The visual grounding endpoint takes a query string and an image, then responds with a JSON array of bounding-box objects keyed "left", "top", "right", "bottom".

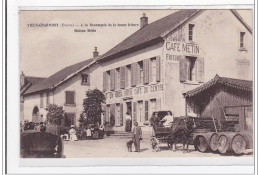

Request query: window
[
  {"left": 186, "top": 57, "right": 196, "bottom": 81},
  {"left": 115, "top": 103, "right": 121, "bottom": 126},
  {"left": 236, "top": 59, "right": 250, "bottom": 80},
  {"left": 151, "top": 58, "right": 156, "bottom": 82},
  {"left": 115, "top": 68, "right": 120, "bottom": 89},
  {"left": 40, "top": 93, "right": 43, "bottom": 108},
  {"left": 126, "top": 65, "right": 131, "bottom": 88},
  {"left": 188, "top": 24, "right": 195, "bottom": 41},
  {"left": 138, "top": 61, "right": 144, "bottom": 84},
  {"left": 107, "top": 71, "right": 111, "bottom": 91},
  {"left": 106, "top": 105, "right": 110, "bottom": 123},
  {"left": 138, "top": 101, "right": 144, "bottom": 123},
  {"left": 64, "top": 113, "right": 75, "bottom": 126},
  {"left": 65, "top": 91, "right": 75, "bottom": 105},
  {"left": 240, "top": 32, "right": 246, "bottom": 48},
  {"left": 81, "top": 74, "right": 89, "bottom": 85}
]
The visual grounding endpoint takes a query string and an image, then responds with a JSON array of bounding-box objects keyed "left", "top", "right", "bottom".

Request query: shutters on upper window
[
  {"left": 65, "top": 91, "right": 75, "bottom": 105},
  {"left": 120, "top": 66, "right": 125, "bottom": 89},
  {"left": 110, "top": 69, "right": 115, "bottom": 91},
  {"left": 156, "top": 56, "right": 161, "bottom": 82}
]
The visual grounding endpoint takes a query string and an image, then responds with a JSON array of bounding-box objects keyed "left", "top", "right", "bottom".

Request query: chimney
[
  {"left": 93, "top": 47, "right": 99, "bottom": 58},
  {"left": 20, "top": 71, "right": 25, "bottom": 88},
  {"left": 140, "top": 13, "right": 148, "bottom": 28}
]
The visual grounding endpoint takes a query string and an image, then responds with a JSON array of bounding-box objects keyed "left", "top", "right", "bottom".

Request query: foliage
[
  {"left": 81, "top": 88, "right": 106, "bottom": 126},
  {"left": 45, "top": 104, "right": 65, "bottom": 126}
]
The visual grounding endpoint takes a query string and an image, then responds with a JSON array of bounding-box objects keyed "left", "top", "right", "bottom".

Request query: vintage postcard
[{"left": 19, "top": 8, "right": 254, "bottom": 162}]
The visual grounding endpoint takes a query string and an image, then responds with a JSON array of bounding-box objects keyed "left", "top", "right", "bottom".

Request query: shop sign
[
  {"left": 106, "top": 83, "right": 164, "bottom": 99},
  {"left": 165, "top": 41, "right": 200, "bottom": 59}
]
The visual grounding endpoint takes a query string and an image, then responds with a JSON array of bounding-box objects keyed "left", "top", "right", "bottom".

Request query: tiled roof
[
  {"left": 97, "top": 9, "right": 201, "bottom": 62},
  {"left": 184, "top": 74, "right": 253, "bottom": 98},
  {"left": 97, "top": 9, "right": 252, "bottom": 62},
  {"left": 24, "top": 58, "right": 94, "bottom": 95},
  {"left": 20, "top": 76, "right": 46, "bottom": 95}
]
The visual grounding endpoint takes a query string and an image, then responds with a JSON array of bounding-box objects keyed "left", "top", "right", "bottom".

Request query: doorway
[{"left": 126, "top": 102, "right": 132, "bottom": 116}]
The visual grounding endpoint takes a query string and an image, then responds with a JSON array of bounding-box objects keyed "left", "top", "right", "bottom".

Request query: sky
[{"left": 20, "top": 9, "right": 253, "bottom": 78}]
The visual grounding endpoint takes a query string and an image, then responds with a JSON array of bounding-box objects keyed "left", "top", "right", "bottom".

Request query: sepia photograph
[{"left": 19, "top": 9, "right": 253, "bottom": 159}]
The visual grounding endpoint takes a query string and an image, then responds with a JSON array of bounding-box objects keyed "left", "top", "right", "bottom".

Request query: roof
[
  {"left": 24, "top": 58, "right": 94, "bottom": 95},
  {"left": 184, "top": 75, "right": 253, "bottom": 98},
  {"left": 97, "top": 9, "right": 252, "bottom": 62},
  {"left": 97, "top": 9, "right": 201, "bottom": 62},
  {"left": 20, "top": 76, "right": 47, "bottom": 95}
]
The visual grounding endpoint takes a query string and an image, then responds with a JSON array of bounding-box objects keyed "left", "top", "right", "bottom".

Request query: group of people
[
  {"left": 60, "top": 124, "right": 105, "bottom": 141},
  {"left": 20, "top": 120, "right": 47, "bottom": 132},
  {"left": 125, "top": 111, "right": 175, "bottom": 152}
]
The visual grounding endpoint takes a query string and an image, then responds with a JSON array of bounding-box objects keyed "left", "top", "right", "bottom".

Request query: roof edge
[{"left": 230, "top": 9, "right": 252, "bottom": 34}]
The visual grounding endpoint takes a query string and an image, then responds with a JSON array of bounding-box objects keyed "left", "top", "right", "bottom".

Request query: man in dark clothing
[
  {"left": 132, "top": 122, "right": 142, "bottom": 152},
  {"left": 40, "top": 122, "right": 46, "bottom": 132}
]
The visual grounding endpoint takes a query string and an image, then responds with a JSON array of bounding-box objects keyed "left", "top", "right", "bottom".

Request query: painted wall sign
[
  {"left": 105, "top": 83, "right": 164, "bottom": 99},
  {"left": 165, "top": 41, "right": 200, "bottom": 55}
]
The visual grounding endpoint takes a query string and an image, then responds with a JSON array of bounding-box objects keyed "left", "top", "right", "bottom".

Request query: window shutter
[
  {"left": 105, "top": 105, "right": 109, "bottom": 122},
  {"left": 133, "top": 102, "right": 137, "bottom": 123},
  {"left": 143, "top": 59, "right": 149, "bottom": 84},
  {"left": 120, "top": 66, "right": 125, "bottom": 89},
  {"left": 102, "top": 104, "right": 106, "bottom": 124},
  {"left": 66, "top": 91, "right": 75, "bottom": 104},
  {"left": 86, "top": 74, "right": 90, "bottom": 86},
  {"left": 103, "top": 72, "right": 107, "bottom": 92},
  {"left": 156, "top": 56, "right": 161, "bottom": 82},
  {"left": 145, "top": 101, "right": 149, "bottom": 121},
  {"left": 120, "top": 103, "right": 123, "bottom": 126},
  {"left": 149, "top": 59, "right": 152, "bottom": 83},
  {"left": 110, "top": 69, "right": 115, "bottom": 91},
  {"left": 196, "top": 57, "right": 204, "bottom": 82},
  {"left": 179, "top": 57, "right": 188, "bottom": 82},
  {"left": 124, "top": 66, "right": 128, "bottom": 88},
  {"left": 131, "top": 63, "right": 136, "bottom": 87},
  {"left": 136, "top": 63, "right": 141, "bottom": 85}
]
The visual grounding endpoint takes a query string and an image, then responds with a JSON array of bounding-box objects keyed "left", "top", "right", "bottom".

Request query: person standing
[
  {"left": 125, "top": 112, "right": 132, "bottom": 132},
  {"left": 132, "top": 122, "right": 142, "bottom": 152},
  {"left": 39, "top": 122, "right": 46, "bottom": 132}
]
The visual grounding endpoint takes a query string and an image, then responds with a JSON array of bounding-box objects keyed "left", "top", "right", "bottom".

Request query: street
[{"left": 63, "top": 134, "right": 253, "bottom": 158}]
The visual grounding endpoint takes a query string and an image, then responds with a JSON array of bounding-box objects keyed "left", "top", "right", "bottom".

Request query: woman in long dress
[
  {"left": 125, "top": 112, "right": 132, "bottom": 132},
  {"left": 69, "top": 125, "right": 78, "bottom": 141}
]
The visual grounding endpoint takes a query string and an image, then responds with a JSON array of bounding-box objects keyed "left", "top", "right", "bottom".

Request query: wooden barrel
[
  {"left": 209, "top": 133, "right": 219, "bottom": 152},
  {"left": 231, "top": 134, "right": 246, "bottom": 155},
  {"left": 217, "top": 133, "right": 236, "bottom": 154},
  {"left": 240, "top": 131, "right": 253, "bottom": 149},
  {"left": 194, "top": 133, "right": 211, "bottom": 153}
]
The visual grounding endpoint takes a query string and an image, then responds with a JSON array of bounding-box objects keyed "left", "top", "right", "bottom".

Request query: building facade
[{"left": 21, "top": 10, "right": 253, "bottom": 130}]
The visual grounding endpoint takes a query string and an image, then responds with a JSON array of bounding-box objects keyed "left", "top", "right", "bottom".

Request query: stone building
[{"left": 21, "top": 9, "right": 252, "bottom": 130}]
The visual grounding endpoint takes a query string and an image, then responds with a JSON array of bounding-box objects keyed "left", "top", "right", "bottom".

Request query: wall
[
  {"left": 99, "top": 43, "right": 165, "bottom": 128},
  {"left": 162, "top": 10, "right": 253, "bottom": 117}
]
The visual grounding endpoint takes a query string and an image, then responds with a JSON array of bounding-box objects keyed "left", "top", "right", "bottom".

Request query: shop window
[
  {"left": 138, "top": 101, "right": 144, "bottom": 123},
  {"left": 40, "top": 93, "right": 43, "bottom": 108},
  {"left": 188, "top": 24, "right": 195, "bottom": 41},
  {"left": 240, "top": 32, "right": 246, "bottom": 49},
  {"left": 65, "top": 91, "right": 75, "bottom": 105}
]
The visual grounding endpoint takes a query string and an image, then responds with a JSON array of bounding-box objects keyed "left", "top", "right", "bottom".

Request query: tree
[
  {"left": 81, "top": 88, "right": 106, "bottom": 126},
  {"left": 45, "top": 104, "right": 65, "bottom": 126}
]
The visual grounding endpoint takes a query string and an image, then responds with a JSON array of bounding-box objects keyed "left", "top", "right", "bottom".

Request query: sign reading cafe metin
[{"left": 165, "top": 41, "right": 200, "bottom": 55}]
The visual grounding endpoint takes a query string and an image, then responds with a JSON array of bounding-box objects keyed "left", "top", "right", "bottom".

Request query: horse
[{"left": 169, "top": 117, "right": 195, "bottom": 153}]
